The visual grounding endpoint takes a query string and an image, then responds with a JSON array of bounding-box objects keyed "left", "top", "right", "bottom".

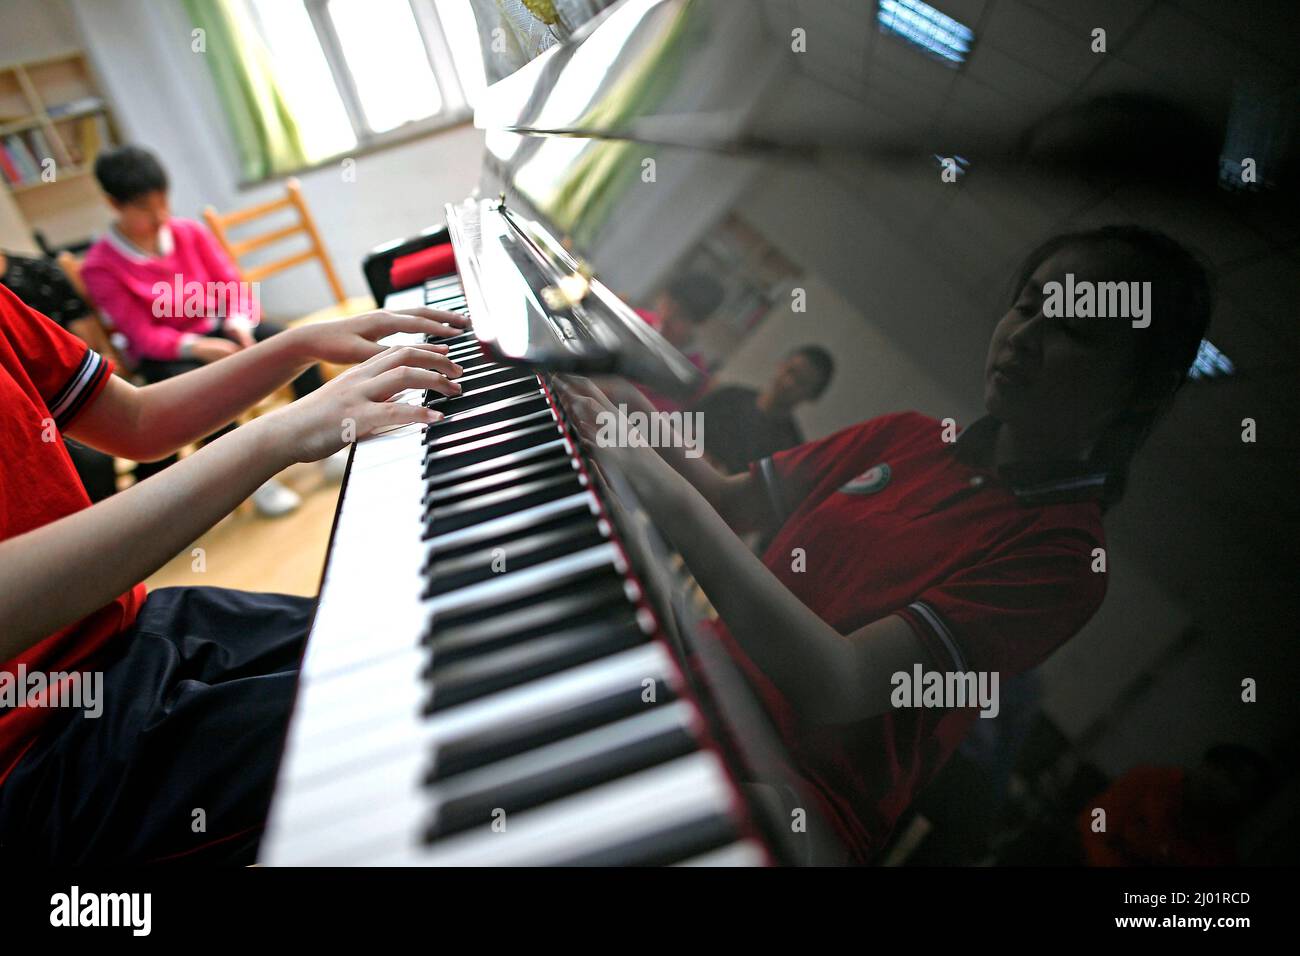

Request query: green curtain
[
  {"left": 182, "top": 0, "right": 310, "bottom": 180},
  {"left": 539, "top": 0, "right": 699, "bottom": 245}
]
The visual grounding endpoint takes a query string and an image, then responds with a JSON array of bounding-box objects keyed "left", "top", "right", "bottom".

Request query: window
[{"left": 240, "top": 0, "right": 482, "bottom": 165}]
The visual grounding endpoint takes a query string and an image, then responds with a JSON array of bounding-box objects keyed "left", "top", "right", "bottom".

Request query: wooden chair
[
  {"left": 204, "top": 179, "right": 374, "bottom": 390},
  {"left": 203, "top": 178, "right": 372, "bottom": 351},
  {"left": 56, "top": 251, "right": 133, "bottom": 377}
]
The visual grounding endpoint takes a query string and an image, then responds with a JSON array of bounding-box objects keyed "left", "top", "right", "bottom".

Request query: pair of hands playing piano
[
  {"left": 259, "top": 306, "right": 471, "bottom": 463},
  {"left": 0, "top": 307, "right": 470, "bottom": 664}
]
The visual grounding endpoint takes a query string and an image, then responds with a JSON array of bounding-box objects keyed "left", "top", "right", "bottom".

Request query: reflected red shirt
[{"left": 715, "top": 411, "right": 1109, "bottom": 862}]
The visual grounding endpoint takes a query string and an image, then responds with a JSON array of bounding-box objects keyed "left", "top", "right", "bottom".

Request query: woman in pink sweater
[{"left": 82, "top": 146, "right": 327, "bottom": 515}]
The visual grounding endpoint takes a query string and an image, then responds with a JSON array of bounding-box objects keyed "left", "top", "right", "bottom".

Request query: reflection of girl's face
[{"left": 985, "top": 245, "right": 1142, "bottom": 447}]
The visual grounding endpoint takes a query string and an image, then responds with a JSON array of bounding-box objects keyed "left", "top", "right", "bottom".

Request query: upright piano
[
  {"left": 261, "top": 0, "right": 1184, "bottom": 866},
  {"left": 258, "top": 0, "right": 867, "bottom": 867}
]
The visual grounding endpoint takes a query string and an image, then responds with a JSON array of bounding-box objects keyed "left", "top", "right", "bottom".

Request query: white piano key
[
  {"left": 279, "top": 642, "right": 672, "bottom": 789},
  {"left": 424, "top": 491, "right": 596, "bottom": 555},
  {"left": 383, "top": 287, "right": 425, "bottom": 311},
  {"left": 674, "top": 840, "right": 768, "bottom": 867},
  {"left": 292, "top": 648, "right": 424, "bottom": 739},
  {"left": 263, "top": 643, "right": 678, "bottom": 865},
  {"left": 424, "top": 543, "right": 621, "bottom": 619},
  {"left": 301, "top": 426, "right": 430, "bottom": 679},
  {"left": 366, "top": 751, "right": 734, "bottom": 866}
]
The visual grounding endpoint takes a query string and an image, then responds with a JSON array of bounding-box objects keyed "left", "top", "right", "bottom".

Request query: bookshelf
[{"left": 0, "top": 50, "right": 118, "bottom": 253}]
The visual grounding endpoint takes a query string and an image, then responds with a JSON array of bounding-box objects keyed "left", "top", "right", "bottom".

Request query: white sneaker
[
  {"left": 252, "top": 478, "right": 302, "bottom": 517},
  {"left": 320, "top": 448, "right": 349, "bottom": 482}
]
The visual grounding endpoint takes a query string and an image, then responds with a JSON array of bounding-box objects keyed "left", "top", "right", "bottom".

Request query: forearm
[
  {"left": 587, "top": 377, "right": 753, "bottom": 526},
  {"left": 642, "top": 461, "right": 871, "bottom": 722},
  {"left": 130, "top": 328, "right": 314, "bottom": 457},
  {"left": 0, "top": 417, "right": 294, "bottom": 663}
]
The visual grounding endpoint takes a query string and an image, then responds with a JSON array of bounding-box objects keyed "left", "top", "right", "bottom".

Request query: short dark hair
[
  {"left": 94, "top": 145, "right": 168, "bottom": 204},
  {"left": 666, "top": 272, "right": 724, "bottom": 323},
  {"left": 1012, "top": 225, "right": 1213, "bottom": 509},
  {"left": 789, "top": 344, "right": 835, "bottom": 398}
]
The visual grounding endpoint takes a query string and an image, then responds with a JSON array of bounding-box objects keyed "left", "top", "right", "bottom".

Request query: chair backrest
[
  {"left": 202, "top": 177, "right": 347, "bottom": 306},
  {"left": 56, "top": 250, "right": 131, "bottom": 374}
]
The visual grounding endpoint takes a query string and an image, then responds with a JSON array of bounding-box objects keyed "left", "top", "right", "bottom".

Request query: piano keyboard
[{"left": 260, "top": 274, "right": 771, "bottom": 866}]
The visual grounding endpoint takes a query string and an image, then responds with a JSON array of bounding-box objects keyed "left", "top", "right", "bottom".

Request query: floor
[{"left": 144, "top": 462, "right": 342, "bottom": 599}]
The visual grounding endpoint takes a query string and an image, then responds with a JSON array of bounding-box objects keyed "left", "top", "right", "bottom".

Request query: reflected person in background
[
  {"left": 635, "top": 271, "right": 725, "bottom": 412},
  {"left": 1077, "top": 744, "right": 1274, "bottom": 866},
  {"left": 692, "top": 344, "right": 834, "bottom": 474},
  {"left": 564, "top": 226, "right": 1213, "bottom": 863}
]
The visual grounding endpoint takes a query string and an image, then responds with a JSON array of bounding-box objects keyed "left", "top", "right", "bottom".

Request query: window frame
[{"left": 239, "top": 0, "right": 473, "bottom": 185}]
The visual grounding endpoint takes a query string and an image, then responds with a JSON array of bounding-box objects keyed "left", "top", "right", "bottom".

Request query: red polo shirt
[
  {"left": 0, "top": 283, "right": 144, "bottom": 784},
  {"left": 715, "top": 411, "right": 1108, "bottom": 862}
]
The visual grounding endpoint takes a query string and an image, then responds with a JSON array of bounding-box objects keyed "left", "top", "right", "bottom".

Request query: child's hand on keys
[
  {"left": 287, "top": 307, "right": 471, "bottom": 366},
  {"left": 260, "top": 343, "right": 464, "bottom": 464}
]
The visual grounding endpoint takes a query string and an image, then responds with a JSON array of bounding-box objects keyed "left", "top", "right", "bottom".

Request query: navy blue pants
[{"left": 0, "top": 587, "right": 312, "bottom": 865}]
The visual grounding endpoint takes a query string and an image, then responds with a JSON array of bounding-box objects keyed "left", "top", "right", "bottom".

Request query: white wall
[
  {"left": 0, "top": 0, "right": 80, "bottom": 63},
  {"left": 66, "top": 0, "right": 485, "bottom": 316}
]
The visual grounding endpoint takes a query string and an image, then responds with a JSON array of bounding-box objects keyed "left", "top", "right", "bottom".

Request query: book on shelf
[
  {"left": 29, "top": 128, "right": 56, "bottom": 166},
  {"left": 0, "top": 145, "right": 23, "bottom": 186},
  {"left": 3, "top": 135, "right": 39, "bottom": 183},
  {"left": 79, "top": 113, "right": 109, "bottom": 166},
  {"left": 46, "top": 96, "right": 104, "bottom": 119}
]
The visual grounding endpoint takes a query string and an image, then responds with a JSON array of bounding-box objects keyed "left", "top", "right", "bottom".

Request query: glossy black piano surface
[{"left": 263, "top": 0, "right": 1300, "bottom": 866}]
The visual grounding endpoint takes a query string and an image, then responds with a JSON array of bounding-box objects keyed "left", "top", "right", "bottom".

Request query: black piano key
[
  {"left": 423, "top": 567, "right": 626, "bottom": 658},
  {"left": 424, "top": 705, "right": 698, "bottom": 841},
  {"left": 426, "top": 390, "right": 548, "bottom": 437},
  {"left": 420, "top": 489, "right": 595, "bottom": 554},
  {"left": 424, "top": 441, "right": 571, "bottom": 495},
  {"left": 430, "top": 339, "right": 476, "bottom": 357},
  {"left": 424, "top": 449, "right": 573, "bottom": 509},
  {"left": 444, "top": 342, "right": 483, "bottom": 361},
  {"left": 422, "top": 408, "right": 555, "bottom": 461},
  {"left": 423, "top": 423, "right": 562, "bottom": 479},
  {"left": 424, "top": 456, "right": 575, "bottom": 511},
  {"left": 422, "top": 322, "right": 470, "bottom": 342},
  {"left": 424, "top": 372, "right": 512, "bottom": 408},
  {"left": 424, "top": 473, "right": 584, "bottom": 535},
  {"left": 421, "top": 518, "right": 605, "bottom": 599},
  {"left": 423, "top": 544, "right": 622, "bottom": 626},
  {"left": 453, "top": 353, "right": 498, "bottom": 371},
  {"left": 422, "top": 375, "right": 541, "bottom": 414},
  {"left": 426, "top": 502, "right": 595, "bottom": 559},
  {"left": 423, "top": 395, "right": 550, "bottom": 444},
  {"left": 554, "top": 812, "right": 739, "bottom": 867},
  {"left": 428, "top": 677, "right": 672, "bottom": 783},
  {"left": 426, "top": 296, "right": 467, "bottom": 312},
  {"left": 428, "top": 365, "right": 523, "bottom": 396},
  {"left": 423, "top": 615, "right": 647, "bottom": 714},
  {"left": 423, "top": 456, "right": 575, "bottom": 511},
  {"left": 424, "top": 572, "right": 629, "bottom": 660}
]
